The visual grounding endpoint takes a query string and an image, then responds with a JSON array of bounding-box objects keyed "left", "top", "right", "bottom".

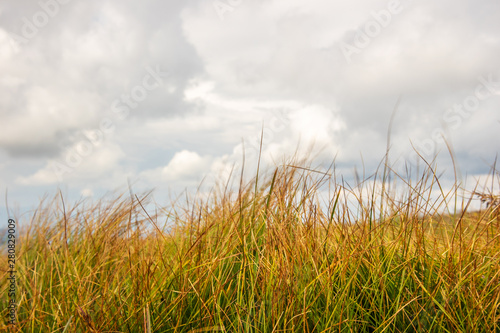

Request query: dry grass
[{"left": 1, "top": 154, "right": 500, "bottom": 332}]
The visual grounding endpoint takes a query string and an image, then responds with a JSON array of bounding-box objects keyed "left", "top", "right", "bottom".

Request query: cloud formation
[{"left": 1, "top": 0, "right": 499, "bottom": 218}]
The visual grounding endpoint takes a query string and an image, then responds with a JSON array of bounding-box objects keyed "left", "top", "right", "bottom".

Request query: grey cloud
[
  {"left": 0, "top": 0, "right": 204, "bottom": 159},
  {"left": 179, "top": 0, "right": 499, "bottom": 177}
]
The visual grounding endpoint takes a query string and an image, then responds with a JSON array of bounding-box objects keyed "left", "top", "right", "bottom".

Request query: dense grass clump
[{"left": 1, "top": 155, "right": 500, "bottom": 332}]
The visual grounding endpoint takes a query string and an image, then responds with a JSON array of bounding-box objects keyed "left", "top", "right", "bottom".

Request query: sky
[{"left": 1, "top": 0, "right": 499, "bottom": 224}]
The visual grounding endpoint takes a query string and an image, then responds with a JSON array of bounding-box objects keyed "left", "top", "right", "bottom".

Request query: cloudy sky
[{"left": 1, "top": 0, "right": 499, "bottom": 222}]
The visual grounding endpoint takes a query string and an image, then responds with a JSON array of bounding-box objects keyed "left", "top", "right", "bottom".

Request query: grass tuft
[{"left": 1, "top": 154, "right": 500, "bottom": 332}]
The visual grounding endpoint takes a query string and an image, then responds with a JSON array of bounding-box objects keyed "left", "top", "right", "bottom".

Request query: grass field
[{"left": 1, "top": 154, "right": 500, "bottom": 332}]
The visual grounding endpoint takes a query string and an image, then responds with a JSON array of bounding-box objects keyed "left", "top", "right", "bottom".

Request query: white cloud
[
  {"left": 161, "top": 150, "right": 211, "bottom": 182},
  {"left": 16, "top": 165, "right": 59, "bottom": 186},
  {"left": 289, "top": 105, "right": 344, "bottom": 145},
  {"left": 81, "top": 188, "right": 94, "bottom": 197},
  {"left": 17, "top": 142, "right": 126, "bottom": 186}
]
